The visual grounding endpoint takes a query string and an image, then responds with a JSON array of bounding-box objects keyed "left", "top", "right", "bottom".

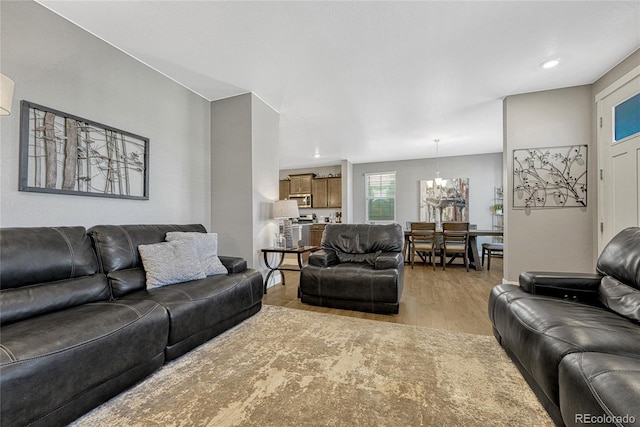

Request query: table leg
[
  {"left": 263, "top": 251, "right": 286, "bottom": 294},
  {"left": 468, "top": 235, "right": 482, "bottom": 271},
  {"left": 297, "top": 252, "right": 304, "bottom": 269}
]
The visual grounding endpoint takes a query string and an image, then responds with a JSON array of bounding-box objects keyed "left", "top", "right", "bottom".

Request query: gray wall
[
  {"left": 211, "top": 94, "right": 279, "bottom": 271},
  {"left": 352, "top": 153, "right": 503, "bottom": 230},
  {"left": 0, "top": 1, "right": 212, "bottom": 228},
  {"left": 251, "top": 93, "right": 280, "bottom": 271},
  {"left": 211, "top": 95, "right": 254, "bottom": 263},
  {"left": 593, "top": 49, "right": 640, "bottom": 96},
  {"left": 503, "top": 85, "right": 595, "bottom": 281}
]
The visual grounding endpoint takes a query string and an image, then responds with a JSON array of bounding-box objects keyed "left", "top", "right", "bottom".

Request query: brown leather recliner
[{"left": 299, "top": 223, "right": 404, "bottom": 314}]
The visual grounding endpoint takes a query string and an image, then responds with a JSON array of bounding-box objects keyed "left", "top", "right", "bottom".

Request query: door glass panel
[{"left": 614, "top": 92, "right": 640, "bottom": 142}]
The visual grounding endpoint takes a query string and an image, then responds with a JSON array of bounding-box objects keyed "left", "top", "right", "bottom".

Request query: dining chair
[
  {"left": 409, "top": 222, "right": 437, "bottom": 270},
  {"left": 440, "top": 222, "right": 470, "bottom": 271},
  {"left": 482, "top": 242, "right": 504, "bottom": 270}
]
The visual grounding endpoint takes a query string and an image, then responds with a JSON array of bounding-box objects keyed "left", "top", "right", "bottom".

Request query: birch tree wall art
[
  {"left": 512, "top": 145, "right": 587, "bottom": 209},
  {"left": 19, "top": 101, "right": 149, "bottom": 200}
]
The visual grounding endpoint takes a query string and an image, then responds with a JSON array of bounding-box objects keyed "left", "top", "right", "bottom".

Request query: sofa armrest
[
  {"left": 375, "top": 252, "right": 403, "bottom": 270},
  {"left": 519, "top": 271, "right": 602, "bottom": 301},
  {"left": 308, "top": 250, "right": 339, "bottom": 267},
  {"left": 218, "top": 256, "right": 247, "bottom": 274}
]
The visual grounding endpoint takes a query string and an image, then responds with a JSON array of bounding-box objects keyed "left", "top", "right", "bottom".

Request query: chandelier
[{"left": 427, "top": 139, "right": 447, "bottom": 189}]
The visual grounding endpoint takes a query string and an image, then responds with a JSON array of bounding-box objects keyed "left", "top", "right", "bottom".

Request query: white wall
[
  {"left": 0, "top": 1, "right": 211, "bottom": 229},
  {"left": 352, "top": 153, "right": 503, "bottom": 230},
  {"left": 211, "top": 94, "right": 279, "bottom": 272},
  {"left": 503, "top": 85, "right": 595, "bottom": 281}
]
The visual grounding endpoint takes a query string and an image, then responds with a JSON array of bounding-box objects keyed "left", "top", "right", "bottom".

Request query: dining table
[{"left": 404, "top": 228, "right": 503, "bottom": 271}]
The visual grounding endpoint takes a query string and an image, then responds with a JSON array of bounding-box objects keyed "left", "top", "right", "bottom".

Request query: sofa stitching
[
  {"left": 509, "top": 307, "right": 588, "bottom": 351},
  {"left": 0, "top": 302, "right": 161, "bottom": 366},
  {"left": 574, "top": 353, "right": 622, "bottom": 427},
  {"left": 53, "top": 227, "right": 76, "bottom": 279},
  {"left": 116, "top": 225, "right": 137, "bottom": 269},
  {"left": 163, "top": 287, "right": 194, "bottom": 302},
  {"left": 245, "top": 274, "right": 254, "bottom": 306},
  {"left": 0, "top": 344, "right": 16, "bottom": 362},
  {"left": 90, "top": 229, "right": 106, "bottom": 274},
  {"left": 588, "top": 368, "right": 640, "bottom": 378},
  {"left": 511, "top": 296, "right": 639, "bottom": 338},
  {"left": 142, "top": 276, "right": 255, "bottom": 305}
]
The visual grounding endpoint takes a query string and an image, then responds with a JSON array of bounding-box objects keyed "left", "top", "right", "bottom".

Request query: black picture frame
[{"left": 19, "top": 100, "right": 149, "bottom": 200}]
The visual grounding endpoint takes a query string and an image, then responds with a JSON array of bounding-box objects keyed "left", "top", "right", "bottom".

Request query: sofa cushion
[
  {"left": 0, "top": 299, "right": 168, "bottom": 426},
  {"left": 559, "top": 352, "right": 640, "bottom": 427},
  {"left": 107, "top": 268, "right": 146, "bottom": 297},
  {"left": 0, "top": 226, "right": 99, "bottom": 289},
  {"left": 489, "top": 284, "right": 640, "bottom": 407},
  {"left": 89, "top": 224, "right": 206, "bottom": 273},
  {"left": 321, "top": 223, "right": 404, "bottom": 254},
  {"left": 120, "top": 269, "right": 264, "bottom": 360},
  {"left": 0, "top": 226, "right": 110, "bottom": 325},
  {"left": 300, "top": 263, "right": 401, "bottom": 303},
  {"left": 0, "top": 275, "right": 110, "bottom": 326},
  {"left": 138, "top": 240, "right": 206, "bottom": 288},
  {"left": 336, "top": 250, "right": 381, "bottom": 265},
  {"left": 596, "top": 227, "right": 640, "bottom": 290},
  {"left": 165, "top": 232, "right": 227, "bottom": 276},
  {"left": 599, "top": 275, "right": 640, "bottom": 322}
]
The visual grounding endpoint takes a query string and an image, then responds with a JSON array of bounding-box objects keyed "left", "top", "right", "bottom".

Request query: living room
[{"left": 1, "top": 1, "right": 639, "bottom": 426}]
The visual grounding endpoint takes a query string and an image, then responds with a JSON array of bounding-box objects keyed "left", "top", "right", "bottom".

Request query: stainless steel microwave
[{"left": 289, "top": 194, "right": 312, "bottom": 208}]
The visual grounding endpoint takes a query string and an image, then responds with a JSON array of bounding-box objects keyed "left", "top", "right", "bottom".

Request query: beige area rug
[{"left": 72, "top": 305, "right": 552, "bottom": 426}]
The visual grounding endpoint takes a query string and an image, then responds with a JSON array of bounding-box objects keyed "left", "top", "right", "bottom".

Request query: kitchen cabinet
[
  {"left": 327, "top": 177, "right": 342, "bottom": 208},
  {"left": 312, "top": 177, "right": 342, "bottom": 208},
  {"left": 310, "top": 224, "right": 326, "bottom": 247},
  {"left": 312, "top": 179, "right": 327, "bottom": 208},
  {"left": 289, "top": 174, "right": 314, "bottom": 194},
  {"left": 279, "top": 180, "right": 289, "bottom": 200}
]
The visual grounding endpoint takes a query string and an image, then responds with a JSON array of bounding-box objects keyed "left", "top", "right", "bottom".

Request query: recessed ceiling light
[
  {"left": 540, "top": 58, "right": 561, "bottom": 69},
  {"left": 313, "top": 153, "right": 320, "bottom": 158}
]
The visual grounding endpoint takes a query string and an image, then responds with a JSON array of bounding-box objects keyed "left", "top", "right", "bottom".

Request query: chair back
[
  {"left": 409, "top": 222, "right": 436, "bottom": 243},
  {"left": 322, "top": 223, "right": 404, "bottom": 254},
  {"left": 442, "top": 222, "right": 469, "bottom": 245}
]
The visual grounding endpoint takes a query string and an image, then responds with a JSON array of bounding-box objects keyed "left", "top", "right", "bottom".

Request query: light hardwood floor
[{"left": 263, "top": 257, "right": 504, "bottom": 336}]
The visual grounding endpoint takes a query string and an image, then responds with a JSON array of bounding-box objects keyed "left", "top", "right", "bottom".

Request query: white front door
[{"left": 596, "top": 67, "right": 640, "bottom": 252}]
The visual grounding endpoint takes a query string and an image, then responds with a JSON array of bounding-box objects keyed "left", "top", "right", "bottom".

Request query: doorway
[{"left": 596, "top": 67, "right": 640, "bottom": 252}]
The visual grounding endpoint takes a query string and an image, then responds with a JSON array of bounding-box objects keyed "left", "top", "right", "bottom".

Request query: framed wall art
[
  {"left": 419, "top": 178, "right": 469, "bottom": 224},
  {"left": 19, "top": 100, "right": 149, "bottom": 200},
  {"left": 513, "top": 145, "right": 587, "bottom": 209}
]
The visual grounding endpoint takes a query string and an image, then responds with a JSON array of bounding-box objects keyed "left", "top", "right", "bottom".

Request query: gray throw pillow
[
  {"left": 138, "top": 240, "right": 206, "bottom": 289},
  {"left": 598, "top": 275, "right": 640, "bottom": 322},
  {"left": 165, "top": 232, "right": 228, "bottom": 276}
]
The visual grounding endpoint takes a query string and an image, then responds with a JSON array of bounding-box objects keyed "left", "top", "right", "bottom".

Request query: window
[
  {"left": 365, "top": 172, "right": 396, "bottom": 222},
  {"left": 614, "top": 92, "right": 640, "bottom": 142}
]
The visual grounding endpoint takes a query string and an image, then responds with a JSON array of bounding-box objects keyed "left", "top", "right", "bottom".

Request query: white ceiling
[{"left": 38, "top": 1, "right": 640, "bottom": 169}]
